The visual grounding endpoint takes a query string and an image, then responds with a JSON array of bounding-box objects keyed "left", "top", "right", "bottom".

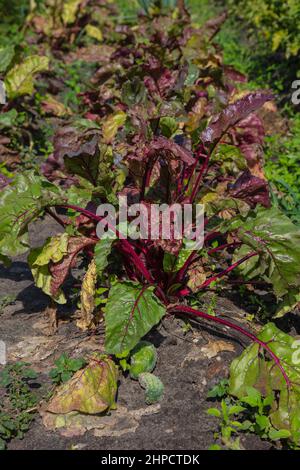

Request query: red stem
[
  {"left": 175, "top": 242, "right": 241, "bottom": 285},
  {"left": 169, "top": 305, "right": 290, "bottom": 388},
  {"left": 189, "top": 154, "right": 210, "bottom": 203},
  {"left": 175, "top": 251, "right": 198, "bottom": 283},
  {"left": 207, "top": 242, "right": 240, "bottom": 255},
  {"left": 59, "top": 204, "right": 155, "bottom": 284},
  {"left": 199, "top": 252, "right": 258, "bottom": 289},
  {"left": 141, "top": 155, "right": 157, "bottom": 200},
  {"left": 45, "top": 207, "right": 67, "bottom": 228},
  {"left": 177, "top": 252, "right": 258, "bottom": 297}
]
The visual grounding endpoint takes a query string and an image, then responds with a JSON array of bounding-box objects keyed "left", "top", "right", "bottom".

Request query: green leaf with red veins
[{"left": 104, "top": 281, "right": 166, "bottom": 355}]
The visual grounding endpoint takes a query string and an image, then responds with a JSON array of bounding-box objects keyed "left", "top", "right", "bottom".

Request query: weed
[
  {"left": 49, "top": 354, "right": 87, "bottom": 385},
  {"left": 0, "top": 362, "right": 38, "bottom": 449}
]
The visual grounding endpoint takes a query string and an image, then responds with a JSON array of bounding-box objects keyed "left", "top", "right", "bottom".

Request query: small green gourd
[
  {"left": 138, "top": 372, "right": 164, "bottom": 405},
  {"left": 129, "top": 341, "right": 157, "bottom": 380}
]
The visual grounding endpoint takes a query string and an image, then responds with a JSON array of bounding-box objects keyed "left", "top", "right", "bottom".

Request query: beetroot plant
[{"left": 1, "top": 0, "right": 300, "bottom": 445}]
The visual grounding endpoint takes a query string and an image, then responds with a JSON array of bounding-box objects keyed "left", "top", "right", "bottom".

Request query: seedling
[{"left": 49, "top": 354, "right": 87, "bottom": 384}]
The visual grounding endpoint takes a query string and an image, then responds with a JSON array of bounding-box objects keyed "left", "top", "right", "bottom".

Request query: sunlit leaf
[
  {"left": 5, "top": 55, "right": 49, "bottom": 99},
  {"left": 104, "top": 281, "right": 166, "bottom": 354}
]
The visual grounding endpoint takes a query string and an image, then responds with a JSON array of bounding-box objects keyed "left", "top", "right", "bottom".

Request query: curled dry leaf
[
  {"left": 77, "top": 259, "right": 97, "bottom": 331},
  {"left": 200, "top": 340, "right": 235, "bottom": 359},
  {"left": 187, "top": 261, "right": 207, "bottom": 292}
]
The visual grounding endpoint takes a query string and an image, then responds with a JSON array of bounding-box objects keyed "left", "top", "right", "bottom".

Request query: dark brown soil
[{"left": 0, "top": 217, "right": 271, "bottom": 450}]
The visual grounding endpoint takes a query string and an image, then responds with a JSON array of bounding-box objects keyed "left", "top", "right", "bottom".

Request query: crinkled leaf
[
  {"left": 205, "top": 195, "right": 250, "bottom": 218},
  {"left": 49, "top": 236, "right": 95, "bottom": 297},
  {"left": 28, "top": 234, "right": 69, "bottom": 304},
  {"left": 28, "top": 235, "right": 95, "bottom": 304},
  {"left": 129, "top": 341, "right": 157, "bottom": 380},
  {"left": 0, "top": 109, "right": 18, "bottom": 129},
  {"left": 211, "top": 144, "right": 247, "bottom": 176},
  {"left": 32, "top": 233, "right": 69, "bottom": 266},
  {"left": 53, "top": 126, "right": 101, "bottom": 185},
  {"left": 187, "top": 261, "right": 207, "bottom": 292},
  {"left": 105, "top": 281, "right": 166, "bottom": 355},
  {"left": 138, "top": 372, "right": 164, "bottom": 405},
  {"left": 53, "top": 126, "right": 124, "bottom": 194},
  {"left": 5, "top": 55, "right": 49, "bottom": 99},
  {"left": 151, "top": 136, "right": 194, "bottom": 166},
  {"left": 47, "top": 354, "right": 118, "bottom": 414},
  {"left": 202, "top": 91, "right": 272, "bottom": 149}
]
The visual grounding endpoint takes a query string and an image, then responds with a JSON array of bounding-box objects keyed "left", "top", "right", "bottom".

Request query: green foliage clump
[
  {"left": 207, "top": 323, "right": 300, "bottom": 449},
  {"left": 49, "top": 354, "right": 87, "bottom": 385},
  {"left": 264, "top": 115, "right": 300, "bottom": 225},
  {"left": 0, "top": 362, "right": 38, "bottom": 449},
  {"left": 228, "top": 0, "right": 300, "bottom": 59}
]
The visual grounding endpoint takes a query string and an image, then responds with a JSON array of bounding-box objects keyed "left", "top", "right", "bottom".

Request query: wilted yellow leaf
[
  {"left": 272, "top": 30, "right": 286, "bottom": 52},
  {"left": 62, "top": 0, "right": 82, "bottom": 25},
  {"left": 77, "top": 259, "right": 97, "bottom": 330},
  {"left": 47, "top": 354, "right": 118, "bottom": 415},
  {"left": 85, "top": 24, "right": 103, "bottom": 42},
  {"left": 102, "top": 111, "right": 126, "bottom": 144},
  {"left": 41, "top": 94, "right": 72, "bottom": 116}
]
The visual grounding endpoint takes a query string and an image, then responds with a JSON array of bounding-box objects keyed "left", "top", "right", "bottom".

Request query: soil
[{"left": 0, "top": 217, "right": 271, "bottom": 450}]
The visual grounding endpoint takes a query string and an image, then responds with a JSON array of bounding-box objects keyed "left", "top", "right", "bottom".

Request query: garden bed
[
  {"left": 0, "top": 217, "right": 271, "bottom": 450},
  {"left": 1, "top": 0, "right": 300, "bottom": 452}
]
